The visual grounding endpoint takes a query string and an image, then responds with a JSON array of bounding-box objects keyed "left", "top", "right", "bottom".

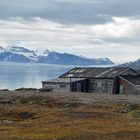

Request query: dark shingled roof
[
  {"left": 60, "top": 67, "right": 134, "bottom": 78},
  {"left": 119, "top": 75, "right": 140, "bottom": 85}
]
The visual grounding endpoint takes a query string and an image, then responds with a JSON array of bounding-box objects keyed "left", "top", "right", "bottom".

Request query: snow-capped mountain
[
  {"left": 6, "top": 46, "right": 38, "bottom": 61},
  {"left": 119, "top": 59, "right": 140, "bottom": 69},
  {"left": 38, "top": 51, "right": 113, "bottom": 65},
  {"left": 42, "top": 49, "right": 50, "bottom": 56},
  {"left": 0, "top": 46, "right": 36, "bottom": 63},
  {"left": 0, "top": 45, "right": 114, "bottom": 65},
  {"left": 0, "top": 46, "right": 5, "bottom": 53}
]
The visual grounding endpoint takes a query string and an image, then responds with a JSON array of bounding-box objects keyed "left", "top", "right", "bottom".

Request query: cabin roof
[
  {"left": 60, "top": 67, "right": 134, "bottom": 78},
  {"left": 42, "top": 78, "right": 86, "bottom": 84},
  {"left": 120, "top": 75, "right": 140, "bottom": 86}
]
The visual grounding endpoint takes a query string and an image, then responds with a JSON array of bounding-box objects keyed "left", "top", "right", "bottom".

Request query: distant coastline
[{"left": 0, "top": 61, "right": 118, "bottom": 67}]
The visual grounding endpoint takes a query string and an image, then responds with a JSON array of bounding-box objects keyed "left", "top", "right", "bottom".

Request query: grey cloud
[
  {"left": 102, "top": 38, "right": 140, "bottom": 45},
  {"left": 0, "top": 0, "right": 140, "bottom": 63},
  {"left": 0, "top": 0, "right": 140, "bottom": 24}
]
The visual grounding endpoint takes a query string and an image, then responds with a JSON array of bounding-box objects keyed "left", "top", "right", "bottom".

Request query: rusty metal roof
[{"left": 60, "top": 67, "right": 135, "bottom": 78}]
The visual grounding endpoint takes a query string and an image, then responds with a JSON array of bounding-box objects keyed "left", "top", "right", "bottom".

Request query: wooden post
[
  {"left": 70, "top": 77, "right": 71, "bottom": 92},
  {"left": 84, "top": 80, "right": 86, "bottom": 93}
]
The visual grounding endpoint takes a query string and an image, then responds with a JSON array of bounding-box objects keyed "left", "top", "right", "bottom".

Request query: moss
[
  {"left": 0, "top": 89, "right": 10, "bottom": 92},
  {"left": 15, "top": 88, "right": 38, "bottom": 92},
  {"left": 128, "top": 104, "right": 140, "bottom": 110},
  {"left": 131, "top": 111, "right": 140, "bottom": 118}
]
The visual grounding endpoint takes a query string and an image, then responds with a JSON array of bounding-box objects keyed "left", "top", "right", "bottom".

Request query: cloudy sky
[{"left": 0, "top": 0, "right": 140, "bottom": 63}]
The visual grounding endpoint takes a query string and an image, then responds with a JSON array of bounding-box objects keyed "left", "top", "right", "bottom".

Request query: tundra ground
[{"left": 0, "top": 90, "right": 140, "bottom": 140}]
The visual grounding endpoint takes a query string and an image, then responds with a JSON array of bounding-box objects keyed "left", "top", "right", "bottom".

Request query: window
[{"left": 60, "top": 84, "right": 67, "bottom": 89}]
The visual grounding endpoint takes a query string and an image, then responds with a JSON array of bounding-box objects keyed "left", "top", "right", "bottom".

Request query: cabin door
[{"left": 76, "top": 83, "right": 81, "bottom": 92}]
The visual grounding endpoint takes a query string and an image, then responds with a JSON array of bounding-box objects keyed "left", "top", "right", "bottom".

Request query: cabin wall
[
  {"left": 88, "top": 78, "right": 114, "bottom": 94},
  {"left": 132, "top": 86, "right": 140, "bottom": 95},
  {"left": 42, "top": 83, "right": 70, "bottom": 92},
  {"left": 119, "top": 78, "right": 140, "bottom": 95}
]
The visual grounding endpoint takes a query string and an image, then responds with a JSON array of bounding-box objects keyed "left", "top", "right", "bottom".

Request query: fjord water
[
  {"left": 0, "top": 62, "right": 116, "bottom": 90},
  {"left": 0, "top": 62, "right": 72, "bottom": 90}
]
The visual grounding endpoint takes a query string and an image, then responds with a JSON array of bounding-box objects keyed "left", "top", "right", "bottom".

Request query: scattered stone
[{"left": 0, "top": 120, "right": 14, "bottom": 124}]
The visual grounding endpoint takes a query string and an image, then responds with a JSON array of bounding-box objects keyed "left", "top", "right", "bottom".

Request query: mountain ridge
[
  {"left": 119, "top": 59, "right": 140, "bottom": 69},
  {"left": 0, "top": 45, "right": 114, "bottom": 66}
]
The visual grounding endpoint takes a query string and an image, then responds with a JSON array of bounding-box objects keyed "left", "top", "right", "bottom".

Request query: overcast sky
[{"left": 0, "top": 0, "right": 140, "bottom": 63}]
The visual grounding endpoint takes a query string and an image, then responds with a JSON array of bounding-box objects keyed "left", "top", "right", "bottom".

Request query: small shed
[{"left": 42, "top": 78, "right": 86, "bottom": 92}]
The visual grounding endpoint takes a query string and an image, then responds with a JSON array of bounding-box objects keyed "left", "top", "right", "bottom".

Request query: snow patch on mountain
[{"left": 5, "top": 46, "right": 38, "bottom": 61}]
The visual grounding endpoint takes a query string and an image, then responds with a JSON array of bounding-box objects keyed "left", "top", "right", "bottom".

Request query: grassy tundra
[{"left": 0, "top": 90, "right": 140, "bottom": 140}]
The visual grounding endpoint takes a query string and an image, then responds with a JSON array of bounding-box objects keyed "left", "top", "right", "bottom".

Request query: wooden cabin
[
  {"left": 42, "top": 78, "right": 86, "bottom": 92},
  {"left": 42, "top": 67, "right": 140, "bottom": 95}
]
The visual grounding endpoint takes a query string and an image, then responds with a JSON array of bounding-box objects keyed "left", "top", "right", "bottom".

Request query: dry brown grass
[{"left": 0, "top": 91, "right": 140, "bottom": 140}]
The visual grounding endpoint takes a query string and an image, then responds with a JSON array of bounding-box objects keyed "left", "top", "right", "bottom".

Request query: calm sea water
[
  {"left": 0, "top": 62, "right": 72, "bottom": 90},
  {"left": 0, "top": 62, "right": 117, "bottom": 90}
]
